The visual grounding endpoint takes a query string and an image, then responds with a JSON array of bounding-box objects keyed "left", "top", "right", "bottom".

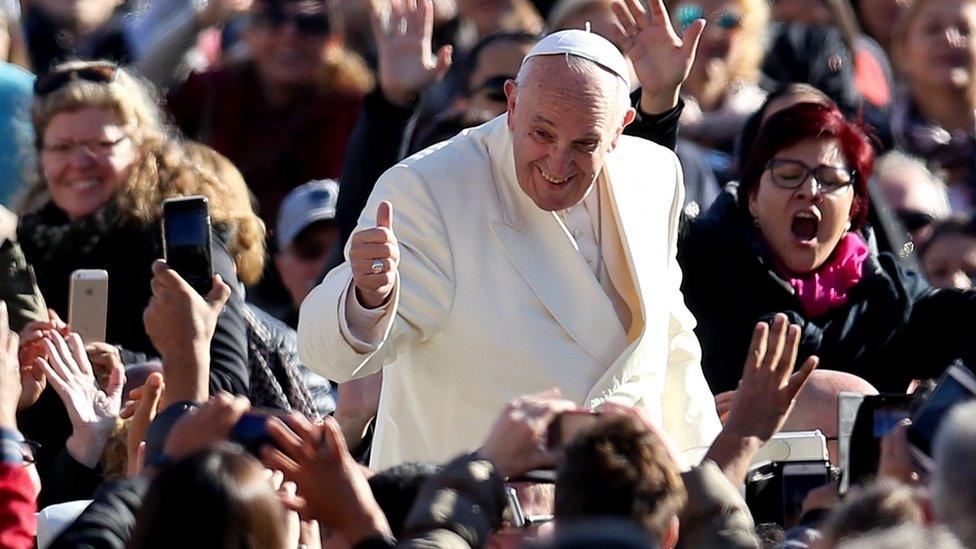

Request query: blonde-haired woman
[
  {"left": 890, "top": 0, "right": 976, "bottom": 215},
  {"left": 669, "top": 0, "right": 768, "bottom": 152},
  {"left": 17, "top": 59, "right": 250, "bottom": 390},
  {"left": 15, "top": 60, "right": 252, "bottom": 502}
]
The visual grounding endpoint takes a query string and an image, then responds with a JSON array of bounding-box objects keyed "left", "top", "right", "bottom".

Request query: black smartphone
[
  {"left": 545, "top": 411, "right": 600, "bottom": 450},
  {"left": 845, "top": 394, "right": 912, "bottom": 489},
  {"left": 908, "top": 362, "right": 976, "bottom": 469},
  {"left": 230, "top": 410, "right": 290, "bottom": 457},
  {"left": 162, "top": 196, "right": 213, "bottom": 295},
  {"left": 781, "top": 461, "right": 831, "bottom": 526}
]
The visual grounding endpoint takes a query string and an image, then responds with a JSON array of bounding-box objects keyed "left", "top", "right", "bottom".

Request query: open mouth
[{"left": 791, "top": 212, "right": 819, "bottom": 243}]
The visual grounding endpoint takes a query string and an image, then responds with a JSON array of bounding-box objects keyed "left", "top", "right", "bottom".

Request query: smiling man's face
[{"left": 505, "top": 55, "right": 632, "bottom": 211}]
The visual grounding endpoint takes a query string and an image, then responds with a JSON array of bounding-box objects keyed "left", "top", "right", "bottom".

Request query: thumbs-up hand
[{"left": 350, "top": 201, "right": 400, "bottom": 308}]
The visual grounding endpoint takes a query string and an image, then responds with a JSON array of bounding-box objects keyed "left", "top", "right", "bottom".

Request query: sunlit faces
[
  {"left": 673, "top": 0, "right": 744, "bottom": 76},
  {"left": 923, "top": 231, "right": 976, "bottom": 289},
  {"left": 748, "top": 138, "right": 857, "bottom": 275},
  {"left": 243, "top": 0, "right": 334, "bottom": 89},
  {"left": 41, "top": 106, "right": 137, "bottom": 221},
  {"left": 899, "top": 0, "right": 976, "bottom": 92},
  {"left": 504, "top": 56, "right": 634, "bottom": 212},
  {"left": 274, "top": 221, "right": 340, "bottom": 307}
]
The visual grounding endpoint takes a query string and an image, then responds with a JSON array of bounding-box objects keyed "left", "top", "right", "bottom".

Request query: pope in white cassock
[{"left": 298, "top": 29, "right": 722, "bottom": 469}]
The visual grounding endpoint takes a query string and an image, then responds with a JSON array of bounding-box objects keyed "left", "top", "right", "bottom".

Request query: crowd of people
[{"left": 0, "top": 0, "right": 974, "bottom": 547}]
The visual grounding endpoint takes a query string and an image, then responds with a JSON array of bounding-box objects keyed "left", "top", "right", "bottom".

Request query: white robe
[{"left": 299, "top": 115, "right": 721, "bottom": 469}]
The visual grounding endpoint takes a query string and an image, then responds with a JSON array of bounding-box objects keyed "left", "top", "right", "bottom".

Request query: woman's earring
[{"left": 753, "top": 217, "right": 761, "bottom": 228}]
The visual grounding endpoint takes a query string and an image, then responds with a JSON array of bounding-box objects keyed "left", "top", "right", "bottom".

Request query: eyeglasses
[
  {"left": 765, "top": 158, "right": 856, "bottom": 194},
  {"left": 19, "top": 440, "right": 40, "bottom": 465},
  {"left": 675, "top": 4, "right": 742, "bottom": 33},
  {"left": 41, "top": 135, "right": 130, "bottom": 158},
  {"left": 34, "top": 63, "right": 118, "bottom": 97},
  {"left": 250, "top": 10, "right": 331, "bottom": 36},
  {"left": 470, "top": 75, "right": 511, "bottom": 103}
]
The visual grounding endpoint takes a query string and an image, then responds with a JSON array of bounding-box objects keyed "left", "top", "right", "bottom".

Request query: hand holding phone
[
  {"left": 162, "top": 196, "right": 214, "bottom": 296},
  {"left": 907, "top": 362, "right": 976, "bottom": 469}
]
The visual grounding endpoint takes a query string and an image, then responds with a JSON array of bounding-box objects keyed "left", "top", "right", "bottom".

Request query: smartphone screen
[
  {"left": 908, "top": 364, "right": 976, "bottom": 459},
  {"left": 782, "top": 461, "right": 830, "bottom": 526},
  {"left": 845, "top": 394, "right": 911, "bottom": 489},
  {"left": 162, "top": 196, "right": 213, "bottom": 295}
]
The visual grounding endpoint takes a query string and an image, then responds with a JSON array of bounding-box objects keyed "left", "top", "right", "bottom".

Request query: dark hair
[
  {"left": 460, "top": 31, "right": 541, "bottom": 92},
  {"left": 919, "top": 217, "right": 976, "bottom": 259},
  {"left": 735, "top": 82, "right": 832, "bottom": 174},
  {"left": 129, "top": 444, "right": 287, "bottom": 549},
  {"left": 820, "top": 480, "right": 925, "bottom": 545},
  {"left": 555, "top": 416, "right": 686, "bottom": 539},
  {"left": 738, "top": 101, "right": 875, "bottom": 230},
  {"left": 368, "top": 462, "right": 440, "bottom": 538}
]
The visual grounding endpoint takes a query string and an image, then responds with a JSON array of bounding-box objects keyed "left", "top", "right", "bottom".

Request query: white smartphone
[{"left": 68, "top": 269, "right": 109, "bottom": 343}]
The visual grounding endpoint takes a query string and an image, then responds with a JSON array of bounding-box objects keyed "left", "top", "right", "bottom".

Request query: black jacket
[
  {"left": 16, "top": 202, "right": 248, "bottom": 504},
  {"left": 679, "top": 189, "right": 976, "bottom": 394}
]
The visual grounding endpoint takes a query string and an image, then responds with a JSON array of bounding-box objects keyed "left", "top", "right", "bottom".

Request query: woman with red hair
[{"left": 679, "top": 101, "right": 976, "bottom": 395}]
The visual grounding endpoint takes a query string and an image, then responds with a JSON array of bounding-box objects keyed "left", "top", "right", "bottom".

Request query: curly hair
[
  {"left": 184, "top": 142, "right": 267, "bottom": 285},
  {"left": 29, "top": 61, "right": 268, "bottom": 285},
  {"left": 29, "top": 61, "right": 224, "bottom": 221}
]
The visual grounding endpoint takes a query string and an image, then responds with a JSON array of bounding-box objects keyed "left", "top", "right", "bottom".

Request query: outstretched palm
[
  {"left": 612, "top": 0, "right": 705, "bottom": 113},
  {"left": 370, "top": 0, "right": 453, "bottom": 106}
]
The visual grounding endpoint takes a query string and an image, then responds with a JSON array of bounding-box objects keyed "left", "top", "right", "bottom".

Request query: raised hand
[
  {"left": 124, "top": 372, "right": 164, "bottom": 476},
  {"left": 38, "top": 331, "right": 125, "bottom": 468},
  {"left": 264, "top": 415, "right": 392, "bottom": 545},
  {"left": 161, "top": 392, "right": 249, "bottom": 459},
  {"left": 350, "top": 201, "right": 399, "bottom": 309},
  {"left": 370, "top": 0, "right": 453, "bottom": 106},
  {"left": 478, "top": 388, "right": 578, "bottom": 478},
  {"left": 143, "top": 260, "right": 231, "bottom": 403},
  {"left": 723, "top": 314, "right": 819, "bottom": 441},
  {"left": 16, "top": 309, "right": 67, "bottom": 411},
  {"left": 705, "top": 314, "right": 818, "bottom": 485},
  {"left": 612, "top": 0, "right": 705, "bottom": 114}
]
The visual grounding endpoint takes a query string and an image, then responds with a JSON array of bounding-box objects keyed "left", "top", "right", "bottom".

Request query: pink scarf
[{"left": 786, "top": 233, "right": 871, "bottom": 318}]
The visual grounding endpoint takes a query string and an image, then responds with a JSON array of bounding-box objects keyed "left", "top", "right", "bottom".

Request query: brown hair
[
  {"left": 820, "top": 480, "right": 926, "bottom": 545},
  {"left": 555, "top": 415, "right": 687, "bottom": 539},
  {"left": 26, "top": 60, "right": 273, "bottom": 287},
  {"left": 129, "top": 443, "right": 289, "bottom": 549}
]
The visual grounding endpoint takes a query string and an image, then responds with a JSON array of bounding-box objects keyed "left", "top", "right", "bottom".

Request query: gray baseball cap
[{"left": 276, "top": 179, "right": 339, "bottom": 249}]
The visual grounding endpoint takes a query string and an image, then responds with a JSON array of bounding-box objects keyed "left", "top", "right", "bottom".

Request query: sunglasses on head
[
  {"left": 251, "top": 10, "right": 331, "bottom": 36},
  {"left": 34, "top": 64, "right": 118, "bottom": 97},
  {"left": 675, "top": 4, "right": 742, "bottom": 33},
  {"left": 470, "top": 75, "right": 512, "bottom": 103}
]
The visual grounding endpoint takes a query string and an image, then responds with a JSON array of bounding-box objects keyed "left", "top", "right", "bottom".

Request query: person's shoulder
[
  {"left": 395, "top": 116, "right": 504, "bottom": 183},
  {"left": 0, "top": 62, "right": 34, "bottom": 94}
]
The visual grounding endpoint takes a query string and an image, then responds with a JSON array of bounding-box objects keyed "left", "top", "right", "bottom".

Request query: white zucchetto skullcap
[{"left": 522, "top": 29, "right": 631, "bottom": 90}]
